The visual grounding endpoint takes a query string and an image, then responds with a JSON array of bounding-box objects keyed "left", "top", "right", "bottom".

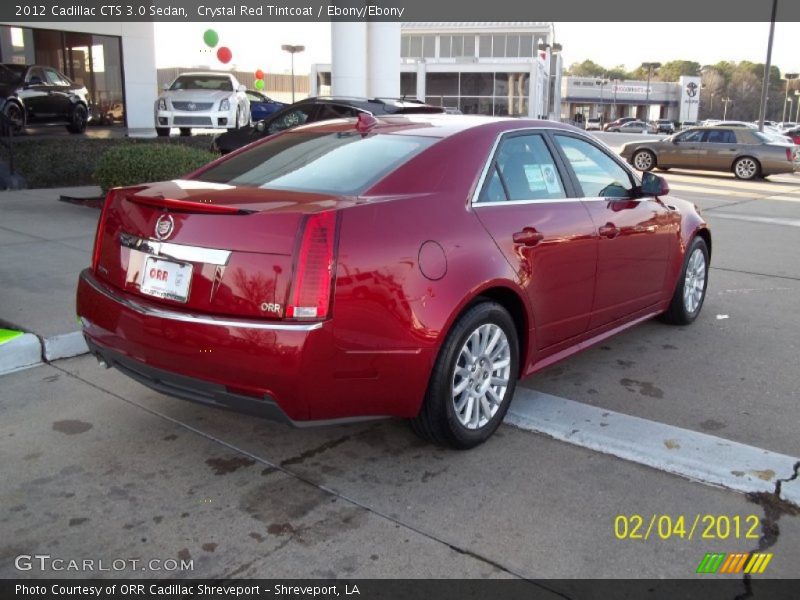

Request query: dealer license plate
[{"left": 139, "top": 256, "right": 192, "bottom": 303}]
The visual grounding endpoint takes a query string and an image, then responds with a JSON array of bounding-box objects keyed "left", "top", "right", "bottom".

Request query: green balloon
[
  {"left": 254, "top": 79, "right": 265, "bottom": 90},
  {"left": 203, "top": 29, "right": 219, "bottom": 48}
]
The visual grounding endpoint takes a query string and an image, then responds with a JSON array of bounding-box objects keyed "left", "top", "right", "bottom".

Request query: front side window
[
  {"left": 479, "top": 134, "right": 566, "bottom": 202},
  {"left": 554, "top": 135, "right": 634, "bottom": 198},
  {"left": 26, "top": 67, "right": 46, "bottom": 84},
  {"left": 675, "top": 129, "right": 705, "bottom": 143},
  {"left": 197, "top": 132, "right": 437, "bottom": 195}
]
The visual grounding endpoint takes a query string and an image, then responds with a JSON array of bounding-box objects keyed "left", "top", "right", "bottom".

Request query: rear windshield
[
  {"left": 197, "top": 131, "right": 437, "bottom": 195},
  {"left": 170, "top": 75, "right": 233, "bottom": 91}
]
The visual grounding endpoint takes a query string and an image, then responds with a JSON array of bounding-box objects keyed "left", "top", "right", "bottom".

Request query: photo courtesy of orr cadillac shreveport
[{"left": 77, "top": 114, "right": 710, "bottom": 449}]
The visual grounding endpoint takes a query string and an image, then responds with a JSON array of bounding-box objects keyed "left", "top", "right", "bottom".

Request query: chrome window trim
[
  {"left": 119, "top": 233, "right": 231, "bottom": 266},
  {"left": 470, "top": 127, "right": 594, "bottom": 207},
  {"left": 82, "top": 271, "right": 322, "bottom": 332}
]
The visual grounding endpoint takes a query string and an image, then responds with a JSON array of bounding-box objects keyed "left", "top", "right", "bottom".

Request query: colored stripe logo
[{"left": 697, "top": 552, "right": 773, "bottom": 574}]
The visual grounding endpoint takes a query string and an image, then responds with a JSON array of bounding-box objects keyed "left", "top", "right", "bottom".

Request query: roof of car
[{"left": 288, "top": 114, "right": 583, "bottom": 140}]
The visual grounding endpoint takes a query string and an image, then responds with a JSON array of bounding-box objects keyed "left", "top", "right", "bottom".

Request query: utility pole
[
  {"left": 757, "top": 0, "right": 778, "bottom": 132},
  {"left": 782, "top": 73, "right": 798, "bottom": 123},
  {"left": 641, "top": 62, "right": 661, "bottom": 122}
]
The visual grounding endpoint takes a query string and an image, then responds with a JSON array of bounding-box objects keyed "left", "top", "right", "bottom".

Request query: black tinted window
[
  {"left": 267, "top": 106, "right": 315, "bottom": 134},
  {"left": 197, "top": 132, "right": 436, "bottom": 195}
]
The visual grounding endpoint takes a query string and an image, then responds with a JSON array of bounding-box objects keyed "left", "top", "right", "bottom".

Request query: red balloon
[
  {"left": 255, "top": 69, "right": 264, "bottom": 80},
  {"left": 217, "top": 47, "right": 232, "bottom": 64}
]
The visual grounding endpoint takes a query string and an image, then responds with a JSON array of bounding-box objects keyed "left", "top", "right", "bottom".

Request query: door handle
[
  {"left": 598, "top": 223, "right": 620, "bottom": 239},
  {"left": 512, "top": 227, "right": 544, "bottom": 246}
]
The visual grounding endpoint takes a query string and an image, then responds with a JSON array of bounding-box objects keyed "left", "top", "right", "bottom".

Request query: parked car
[
  {"left": 607, "top": 120, "right": 650, "bottom": 133},
  {"left": 620, "top": 126, "right": 798, "bottom": 179},
  {"left": 245, "top": 90, "right": 285, "bottom": 122},
  {"left": 602, "top": 116, "right": 636, "bottom": 131},
  {"left": 0, "top": 63, "right": 90, "bottom": 134},
  {"left": 77, "top": 115, "right": 711, "bottom": 448},
  {"left": 584, "top": 117, "right": 602, "bottom": 131},
  {"left": 212, "top": 96, "right": 445, "bottom": 154},
  {"left": 651, "top": 119, "right": 675, "bottom": 134},
  {"left": 782, "top": 127, "right": 800, "bottom": 145},
  {"left": 680, "top": 121, "right": 698, "bottom": 130},
  {"left": 154, "top": 71, "right": 250, "bottom": 137}
]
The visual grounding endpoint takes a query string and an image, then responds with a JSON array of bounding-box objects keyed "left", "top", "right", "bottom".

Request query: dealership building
[
  {"left": 312, "top": 22, "right": 563, "bottom": 119},
  {"left": 0, "top": 22, "right": 157, "bottom": 133},
  {"left": 561, "top": 75, "right": 701, "bottom": 124}
]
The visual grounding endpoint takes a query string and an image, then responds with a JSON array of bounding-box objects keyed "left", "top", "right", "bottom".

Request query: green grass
[{"left": 0, "top": 328, "right": 23, "bottom": 345}]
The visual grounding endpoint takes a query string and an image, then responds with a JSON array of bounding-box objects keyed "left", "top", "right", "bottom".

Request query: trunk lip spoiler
[{"left": 126, "top": 193, "right": 256, "bottom": 215}]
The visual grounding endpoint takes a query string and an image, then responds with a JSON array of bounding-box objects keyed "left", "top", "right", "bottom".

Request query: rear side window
[
  {"left": 704, "top": 129, "right": 736, "bottom": 144},
  {"left": 479, "top": 133, "right": 565, "bottom": 202},
  {"left": 197, "top": 132, "right": 437, "bottom": 195}
]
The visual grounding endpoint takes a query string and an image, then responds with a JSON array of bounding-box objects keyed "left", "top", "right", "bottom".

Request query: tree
[
  {"left": 565, "top": 60, "right": 607, "bottom": 77},
  {"left": 656, "top": 60, "right": 701, "bottom": 82}
]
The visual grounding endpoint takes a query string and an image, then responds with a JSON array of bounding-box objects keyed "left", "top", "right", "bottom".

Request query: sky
[{"left": 153, "top": 21, "right": 800, "bottom": 76}]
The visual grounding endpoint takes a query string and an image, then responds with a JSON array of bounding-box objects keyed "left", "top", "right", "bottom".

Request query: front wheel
[
  {"left": 660, "top": 236, "right": 709, "bottom": 325},
  {"left": 632, "top": 149, "right": 656, "bottom": 171},
  {"left": 3, "top": 102, "right": 25, "bottom": 135},
  {"left": 66, "top": 103, "right": 88, "bottom": 134},
  {"left": 411, "top": 302, "right": 519, "bottom": 449},
  {"left": 733, "top": 156, "right": 760, "bottom": 180}
]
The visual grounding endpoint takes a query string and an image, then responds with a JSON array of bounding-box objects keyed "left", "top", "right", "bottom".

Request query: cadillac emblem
[
  {"left": 154, "top": 214, "right": 175, "bottom": 240},
  {"left": 187, "top": 102, "right": 196, "bottom": 111}
]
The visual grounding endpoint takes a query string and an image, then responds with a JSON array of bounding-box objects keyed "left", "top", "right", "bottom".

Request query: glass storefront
[
  {"left": 0, "top": 25, "right": 125, "bottom": 125},
  {"left": 425, "top": 71, "right": 529, "bottom": 116}
]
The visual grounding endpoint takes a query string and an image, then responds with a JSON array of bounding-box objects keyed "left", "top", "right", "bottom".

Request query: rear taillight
[
  {"left": 92, "top": 189, "right": 117, "bottom": 272},
  {"left": 286, "top": 211, "right": 339, "bottom": 320},
  {"left": 787, "top": 148, "right": 795, "bottom": 162}
]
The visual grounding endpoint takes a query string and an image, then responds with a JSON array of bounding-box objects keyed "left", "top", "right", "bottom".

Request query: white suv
[{"left": 155, "top": 72, "right": 250, "bottom": 136}]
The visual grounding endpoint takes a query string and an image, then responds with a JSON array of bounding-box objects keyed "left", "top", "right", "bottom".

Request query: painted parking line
[
  {"left": 706, "top": 213, "right": 800, "bottom": 228},
  {"left": 505, "top": 388, "right": 800, "bottom": 506}
]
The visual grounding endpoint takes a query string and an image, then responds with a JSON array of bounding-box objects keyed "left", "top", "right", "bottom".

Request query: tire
[
  {"left": 2, "top": 102, "right": 25, "bottom": 135},
  {"left": 411, "top": 301, "right": 519, "bottom": 449},
  {"left": 66, "top": 103, "right": 88, "bottom": 134},
  {"left": 733, "top": 156, "right": 760, "bottom": 180},
  {"left": 156, "top": 127, "right": 170, "bottom": 137},
  {"left": 660, "top": 236, "right": 709, "bottom": 325},
  {"left": 656, "top": 167, "right": 671, "bottom": 171},
  {"left": 632, "top": 150, "right": 656, "bottom": 171},
  {"left": 179, "top": 128, "right": 192, "bottom": 136}
]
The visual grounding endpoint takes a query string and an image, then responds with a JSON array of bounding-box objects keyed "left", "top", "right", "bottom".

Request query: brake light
[
  {"left": 286, "top": 211, "right": 338, "bottom": 320},
  {"left": 787, "top": 148, "right": 795, "bottom": 162},
  {"left": 92, "top": 189, "right": 119, "bottom": 272}
]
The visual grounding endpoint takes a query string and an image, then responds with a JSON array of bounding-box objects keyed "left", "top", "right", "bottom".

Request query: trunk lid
[{"left": 95, "top": 181, "right": 350, "bottom": 320}]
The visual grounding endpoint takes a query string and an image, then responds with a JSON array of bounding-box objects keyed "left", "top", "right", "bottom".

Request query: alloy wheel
[
  {"left": 735, "top": 158, "right": 757, "bottom": 179},
  {"left": 683, "top": 247, "right": 706, "bottom": 314},
  {"left": 451, "top": 323, "right": 511, "bottom": 430},
  {"left": 634, "top": 151, "right": 654, "bottom": 170}
]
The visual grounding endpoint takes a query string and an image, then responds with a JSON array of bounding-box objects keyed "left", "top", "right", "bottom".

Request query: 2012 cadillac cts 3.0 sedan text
[{"left": 77, "top": 115, "right": 711, "bottom": 448}]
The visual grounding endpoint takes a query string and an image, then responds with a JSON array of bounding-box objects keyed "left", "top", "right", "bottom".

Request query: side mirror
[
  {"left": 162, "top": 84, "right": 169, "bottom": 91},
  {"left": 238, "top": 85, "right": 246, "bottom": 93},
  {"left": 641, "top": 171, "right": 669, "bottom": 196}
]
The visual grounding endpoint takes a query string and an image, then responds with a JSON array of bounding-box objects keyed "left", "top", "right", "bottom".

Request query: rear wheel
[
  {"left": 733, "top": 156, "right": 760, "bottom": 180},
  {"left": 66, "top": 103, "right": 88, "bottom": 134},
  {"left": 660, "top": 236, "right": 709, "bottom": 325},
  {"left": 411, "top": 302, "right": 519, "bottom": 449},
  {"left": 632, "top": 149, "right": 656, "bottom": 171}
]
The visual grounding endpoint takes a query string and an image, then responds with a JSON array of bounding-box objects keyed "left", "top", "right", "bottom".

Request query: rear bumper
[{"left": 77, "top": 269, "right": 429, "bottom": 422}]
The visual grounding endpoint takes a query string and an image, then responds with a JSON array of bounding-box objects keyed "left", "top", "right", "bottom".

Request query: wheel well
[
  {"left": 695, "top": 227, "right": 712, "bottom": 259},
  {"left": 469, "top": 287, "right": 529, "bottom": 377}
]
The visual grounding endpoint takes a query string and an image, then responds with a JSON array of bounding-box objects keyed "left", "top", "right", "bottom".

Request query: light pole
[
  {"left": 782, "top": 73, "right": 799, "bottom": 123},
  {"left": 641, "top": 62, "right": 661, "bottom": 122},
  {"left": 596, "top": 78, "right": 608, "bottom": 124},
  {"left": 281, "top": 44, "right": 305, "bottom": 103},
  {"left": 611, "top": 78, "right": 619, "bottom": 120},
  {"left": 796, "top": 90, "right": 800, "bottom": 123},
  {"left": 789, "top": 98, "right": 794, "bottom": 123},
  {"left": 757, "top": 0, "right": 778, "bottom": 132},
  {"left": 722, "top": 97, "right": 732, "bottom": 120}
]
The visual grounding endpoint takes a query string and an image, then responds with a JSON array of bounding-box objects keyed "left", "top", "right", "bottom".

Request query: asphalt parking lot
[{"left": 2, "top": 141, "right": 800, "bottom": 582}]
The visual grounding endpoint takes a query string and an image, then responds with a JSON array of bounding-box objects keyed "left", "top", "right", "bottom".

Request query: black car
[
  {"left": 212, "top": 96, "right": 444, "bottom": 154},
  {"left": 0, "top": 64, "right": 90, "bottom": 135}
]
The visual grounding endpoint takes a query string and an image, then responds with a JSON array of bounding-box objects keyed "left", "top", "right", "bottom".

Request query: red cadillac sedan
[{"left": 77, "top": 114, "right": 710, "bottom": 448}]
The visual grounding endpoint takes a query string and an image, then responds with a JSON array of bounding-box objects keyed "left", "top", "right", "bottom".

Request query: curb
[
  {"left": 506, "top": 388, "right": 800, "bottom": 506},
  {"left": 0, "top": 332, "right": 43, "bottom": 375},
  {"left": 43, "top": 331, "right": 89, "bottom": 361}
]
